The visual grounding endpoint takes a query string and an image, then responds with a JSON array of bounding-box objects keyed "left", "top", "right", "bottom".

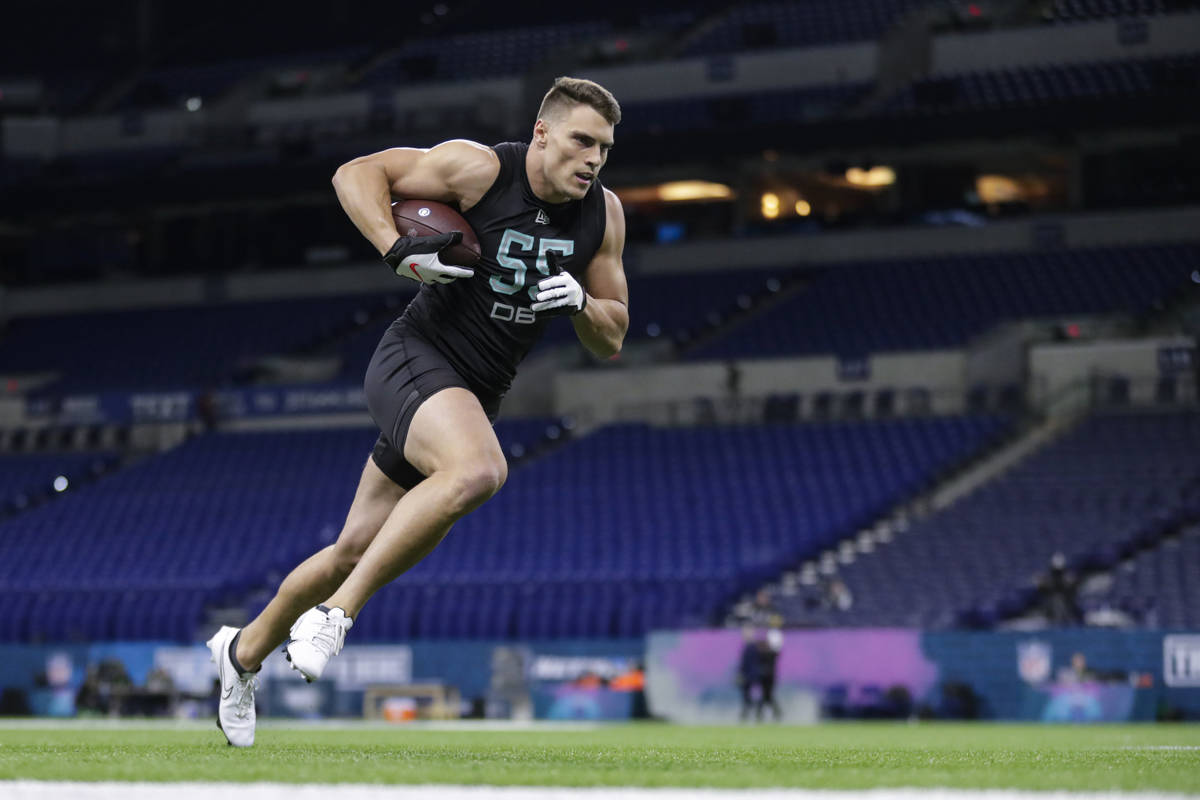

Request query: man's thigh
[
  {"left": 403, "top": 387, "right": 504, "bottom": 477},
  {"left": 335, "top": 456, "right": 408, "bottom": 555}
]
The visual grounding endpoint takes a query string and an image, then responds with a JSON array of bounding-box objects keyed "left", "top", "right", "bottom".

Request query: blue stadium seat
[
  {"left": 783, "top": 411, "right": 1200, "bottom": 629},
  {"left": 689, "top": 244, "right": 1195, "bottom": 359},
  {"left": 2, "top": 294, "right": 390, "bottom": 394},
  {"left": 0, "top": 412, "right": 1006, "bottom": 641}
]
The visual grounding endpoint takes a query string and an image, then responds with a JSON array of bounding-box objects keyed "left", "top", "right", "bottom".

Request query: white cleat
[
  {"left": 285, "top": 605, "right": 353, "bottom": 683},
  {"left": 206, "top": 625, "right": 258, "bottom": 747}
]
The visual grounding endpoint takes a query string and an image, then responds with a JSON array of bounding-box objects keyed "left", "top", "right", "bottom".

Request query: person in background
[
  {"left": 756, "top": 627, "right": 783, "bottom": 722},
  {"left": 737, "top": 627, "right": 762, "bottom": 721},
  {"left": 1057, "top": 652, "right": 1095, "bottom": 684},
  {"left": 748, "top": 589, "right": 779, "bottom": 627},
  {"left": 1039, "top": 552, "right": 1081, "bottom": 626},
  {"left": 824, "top": 577, "right": 854, "bottom": 612}
]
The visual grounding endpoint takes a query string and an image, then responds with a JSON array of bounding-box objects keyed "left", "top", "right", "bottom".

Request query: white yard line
[
  {"left": 1, "top": 784, "right": 1196, "bottom": 800},
  {"left": 0, "top": 719, "right": 601, "bottom": 732},
  {"left": 1121, "top": 746, "right": 1200, "bottom": 751}
]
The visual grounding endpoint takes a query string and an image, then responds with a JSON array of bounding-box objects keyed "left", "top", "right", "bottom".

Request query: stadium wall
[
  {"left": 630, "top": 208, "right": 1200, "bottom": 275},
  {"left": 2, "top": 630, "right": 1197, "bottom": 722},
  {"left": 554, "top": 351, "right": 966, "bottom": 424},
  {"left": 6, "top": 13, "right": 1199, "bottom": 160},
  {"left": 5, "top": 207, "right": 1196, "bottom": 319},
  {"left": 930, "top": 12, "right": 1200, "bottom": 75},
  {"left": 1030, "top": 337, "right": 1198, "bottom": 413},
  {"left": 647, "top": 628, "right": 1200, "bottom": 723}
]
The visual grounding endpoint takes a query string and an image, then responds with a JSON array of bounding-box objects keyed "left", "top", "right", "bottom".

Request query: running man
[{"left": 207, "top": 77, "right": 627, "bottom": 746}]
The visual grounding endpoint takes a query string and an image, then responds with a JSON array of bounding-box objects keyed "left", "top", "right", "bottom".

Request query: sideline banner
[
  {"left": 30, "top": 384, "right": 369, "bottom": 425},
  {"left": 646, "top": 628, "right": 1200, "bottom": 722},
  {"left": 2, "top": 631, "right": 1195, "bottom": 721},
  {"left": 0, "top": 639, "right": 643, "bottom": 721}
]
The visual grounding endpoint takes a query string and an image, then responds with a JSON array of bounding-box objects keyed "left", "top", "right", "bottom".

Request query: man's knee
[
  {"left": 442, "top": 457, "right": 507, "bottom": 517},
  {"left": 329, "top": 548, "right": 358, "bottom": 580},
  {"left": 329, "top": 529, "right": 372, "bottom": 579}
]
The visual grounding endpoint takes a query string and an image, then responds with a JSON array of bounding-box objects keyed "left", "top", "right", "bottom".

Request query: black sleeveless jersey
[{"left": 401, "top": 141, "right": 607, "bottom": 397}]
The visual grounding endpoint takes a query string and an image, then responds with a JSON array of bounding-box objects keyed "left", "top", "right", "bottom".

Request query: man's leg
[
  {"left": 322, "top": 387, "right": 506, "bottom": 618},
  {"left": 234, "top": 456, "right": 405, "bottom": 671},
  {"left": 763, "top": 677, "right": 780, "bottom": 721}
]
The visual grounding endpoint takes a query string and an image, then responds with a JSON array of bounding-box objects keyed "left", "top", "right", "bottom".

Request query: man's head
[{"left": 530, "top": 77, "right": 620, "bottom": 202}]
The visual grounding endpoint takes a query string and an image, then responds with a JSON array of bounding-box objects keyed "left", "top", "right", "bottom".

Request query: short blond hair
[{"left": 537, "top": 76, "right": 621, "bottom": 126}]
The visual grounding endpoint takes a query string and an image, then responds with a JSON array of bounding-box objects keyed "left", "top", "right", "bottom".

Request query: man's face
[{"left": 537, "top": 103, "right": 614, "bottom": 201}]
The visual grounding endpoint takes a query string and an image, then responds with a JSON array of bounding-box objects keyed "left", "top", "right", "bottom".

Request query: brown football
[{"left": 390, "top": 199, "right": 482, "bottom": 267}]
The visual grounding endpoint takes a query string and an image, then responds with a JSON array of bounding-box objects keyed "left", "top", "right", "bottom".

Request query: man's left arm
[{"left": 572, "top": 189, "right": 629, "bottom": 358}]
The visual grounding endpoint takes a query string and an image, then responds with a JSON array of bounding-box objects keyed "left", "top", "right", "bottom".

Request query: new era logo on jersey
[{"left": 535, "top": 209, "right": 550, "bottom": 225}]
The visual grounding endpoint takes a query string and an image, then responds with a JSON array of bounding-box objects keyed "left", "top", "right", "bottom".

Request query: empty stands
[
  {"left": 689, "top": 244, "right": 1196, "bottom": 360},
  {"left": 782, "top": 411, "right": 1200, "bottom": 629},
  {"left": 0, "top": 413, "right": 1005, "bottom": 641}
]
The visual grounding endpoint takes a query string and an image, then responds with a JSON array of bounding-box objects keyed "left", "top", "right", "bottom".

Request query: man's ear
[{"left": 533, "top": 119, "right": 549, "bottom": 149}]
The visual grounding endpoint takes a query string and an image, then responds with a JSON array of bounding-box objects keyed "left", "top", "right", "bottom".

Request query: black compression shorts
[{"left": 365, "top": 319, "right": 502, "bottom": 490}]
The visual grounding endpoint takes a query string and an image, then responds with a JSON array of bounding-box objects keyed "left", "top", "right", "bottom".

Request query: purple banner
[{"left": 647, "top": 629, "right": 939, "bottom": 723}]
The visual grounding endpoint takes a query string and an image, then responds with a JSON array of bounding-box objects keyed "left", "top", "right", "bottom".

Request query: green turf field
[{"left": 0, "top": 722, "right": 1197, "bottom": 792}]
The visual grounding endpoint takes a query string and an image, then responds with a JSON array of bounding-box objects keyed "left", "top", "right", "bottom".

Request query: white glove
[
  {"left": 382, "top": 232, "right": 475, "bottom": 285},
  {"left": 531, "top": 272, "right": 588, "bottom": 317},
  {"left": 398, "top": 251, "right": 476, "bottom": 285}
]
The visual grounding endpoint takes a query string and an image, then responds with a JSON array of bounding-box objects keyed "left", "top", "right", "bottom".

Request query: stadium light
[
  {"left": 795, "top": 199, "right": 812, "bottom": 216},
  {"left": 53, "top": 476, "right": 68, "bottom": 492},
  {"left": 614, "top": 181, "right": 734, "bottom": 205},
  {"left": 761, "top": 192, "right": 780, "bottom": 219},
  {"left": 657, "top": 181, "right": 734, "bottom": 202},
  {"left": 845, "top": 166, "right": 895, "bottom": 188}
]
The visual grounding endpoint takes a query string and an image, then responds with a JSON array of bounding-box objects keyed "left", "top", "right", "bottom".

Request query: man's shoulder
[
  {"left": 431, "top": 140, "right": 503, "bottom": 210},
  {"left": 601, "top": 186, "right": 623, "bottom": 216},
  {"left": 435, "top": 138, "right": 500, "bottom": 158}
]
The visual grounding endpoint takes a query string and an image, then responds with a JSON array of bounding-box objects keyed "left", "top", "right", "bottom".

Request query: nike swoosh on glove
[
  {"left": 531, "top": 255, "right": 587, "bottom": 317},
  {"left": 382, "top": 231, "right": 475, "bottom": 285}
]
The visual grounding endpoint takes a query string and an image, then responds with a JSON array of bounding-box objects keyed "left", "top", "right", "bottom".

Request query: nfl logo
[
  {"left": 1018, "top": 641, "right": 1051, "bottom": 685},
  {"left": 1164, "top": 635, "right": 1200, "bottom": 687}
]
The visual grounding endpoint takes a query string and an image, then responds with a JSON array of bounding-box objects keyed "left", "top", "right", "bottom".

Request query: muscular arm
[
  {"left": 572, "top": 189, "right": 629, "bottom": 359},
  {"left": 331, "top": 139, "right": 500, "bottom": 256}
]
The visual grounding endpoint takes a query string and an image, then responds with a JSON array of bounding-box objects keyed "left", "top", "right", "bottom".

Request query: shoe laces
[
  {"left": 303, "top": 610, "right": 349, "bottom": 659},
  {"left": 233, "top": 672, "right": 258, "bottom": 720}
]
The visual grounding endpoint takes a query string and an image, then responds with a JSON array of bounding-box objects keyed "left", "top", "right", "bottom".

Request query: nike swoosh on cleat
[{"left": 218, "top": 651, "right": 234, "bottom": 700}]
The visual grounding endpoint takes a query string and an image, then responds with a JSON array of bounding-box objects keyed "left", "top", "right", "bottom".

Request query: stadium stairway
[
  {"left": 1076, "top": 521, "right": 1200, "bottom": 629},
  {"left": 1, "top": 408, "right": 1012, "bottom": 644},
  {"left": 670, "top": 269, "right": 815, "bottom": 359},
  {"left": 762, "top": 409, "right": 1200, "bottom": 630},
  {"left": 731, "top": 406, "right": 1055, "bottom": 625},
  {"left": 0, "top": 448, "right": 126, "bottom": 521},
  {"left": 324, "top": 413, "right": 1010, "bottom": 642},
  {"left": 1, "top": 294, "right": 397, "bottom": 395},
  {"left": 662, "top": 2, "right": 741, "bottom": 59}
]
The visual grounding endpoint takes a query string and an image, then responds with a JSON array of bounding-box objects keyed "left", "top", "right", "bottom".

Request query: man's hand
[
  {"left": 382, "top": 232, "right": 475, "bottom": 285},
  {"left": 531, "top": 262, "right": 588, "bottom": 318}
]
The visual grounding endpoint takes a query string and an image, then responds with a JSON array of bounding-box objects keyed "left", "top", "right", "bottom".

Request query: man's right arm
[{"left": 331, "top": 139, "right": 500, "bottom": 256}]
